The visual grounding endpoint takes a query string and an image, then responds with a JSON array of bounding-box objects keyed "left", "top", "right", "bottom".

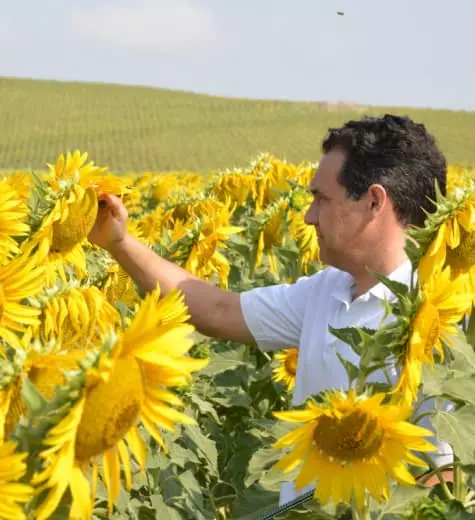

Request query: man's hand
[{"left": 88, "top": 194, "right": 128, "bottom": 251}]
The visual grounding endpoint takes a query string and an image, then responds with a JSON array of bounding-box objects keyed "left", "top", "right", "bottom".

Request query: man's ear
[{"left": 367, "top": 184, "right": 387, "bottom": 216}]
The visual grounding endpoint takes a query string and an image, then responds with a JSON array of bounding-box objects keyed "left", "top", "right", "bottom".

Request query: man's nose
[{"left": 304, "top": 205, "right": 317, "bottom": 226}]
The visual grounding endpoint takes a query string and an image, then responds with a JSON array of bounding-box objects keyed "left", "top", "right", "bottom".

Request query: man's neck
[{"left": 351, "top": 252, "right": 409, "bottom": 299}]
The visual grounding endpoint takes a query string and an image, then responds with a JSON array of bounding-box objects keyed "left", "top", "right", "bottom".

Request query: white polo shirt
[{"left": 240, "top": 261, "right": 452, "bottom": 505}]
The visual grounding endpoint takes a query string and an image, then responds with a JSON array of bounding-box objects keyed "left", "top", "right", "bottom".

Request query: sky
[{"left": 0, "top": 0, "right": 473, "bottom": 111}]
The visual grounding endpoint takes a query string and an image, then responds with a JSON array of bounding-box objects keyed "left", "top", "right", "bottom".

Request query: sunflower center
[
  {"left": 75, "top": 357, "right": 144, "bottom": 460},
  {"left": 445, "top": 228, "right": 475, "bottom": 272},
  {"left": 284, "top": 352, "right": 298, "bottom": 376},
  {"left": 51, "top": 187, "right": 98, "bottom": 252},
  {"left": 313, "top": 409, "right": 384, "bottom": 462}
]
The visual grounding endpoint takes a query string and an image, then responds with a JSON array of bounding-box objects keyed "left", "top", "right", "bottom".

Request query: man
[{"left": 89, "top": 114, "right": 452, "bottom": 504}]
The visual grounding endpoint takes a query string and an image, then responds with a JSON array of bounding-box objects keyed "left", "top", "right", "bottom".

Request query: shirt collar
[{"left": 332, "top": 260, "right": 413, "bottom": 306}]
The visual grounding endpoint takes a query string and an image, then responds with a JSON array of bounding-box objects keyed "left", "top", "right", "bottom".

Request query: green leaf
[
  {"left": 448, "top": 331, "right": 475, "bottom": 373},
  {"left": 182, "top": 423, "right": 219, "bottom": 476},
  {"left": 375, "top": 485, "right": 430, "bottom": 517},
  {"left": 421, "top": 364, "right": 448, "bottom": 396},
  {"left": 432, "top": 405, "right": 475, "bottom": 464},
  {"left": 245, "top": 446, "right": 298, "bottom": 491},
  {"left": 149, "top": 495, "right": 183, "bottom": 520},
  {"left": 440, "top": 376, "right": 475, "bottom": 405},
  {"left": 188, "top": 393, "right": 221, "bottom": 422},
  {"left": 211, "top": 387, "right": 252, "bottom": 409},
  {"left": 370, "top": 270, "right": 411, "bottom": 300},
  {"left": 328, "top": 326, "right": 364, "bottom": 355},
  {"left": 178, "top": 470, "right": 209, "bottom": 518},
  {"left": 21, "top": 377, "right": 48, "bottom": 415},
  {"left": 168, "top": 442, "right": 200, "bottom": 468},
  {"left": 445, "top": 500, "right": 474, "bottom": 520},
  {"left": 200, "top": 357, "right": 245, "bottom": 377},
  {"left": 336, "top": 353, "right": 359, "bottom": 386},
  {"left": 229, "top": 484, "right": 280, "bottom": 520},
  {"left": 200, "top": 346, "right": 247, "bottom": 377}
]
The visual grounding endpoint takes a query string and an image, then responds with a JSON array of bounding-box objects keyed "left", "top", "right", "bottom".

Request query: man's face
[{"left": 304, "top": 148, "right": 372, "bottom": 269}]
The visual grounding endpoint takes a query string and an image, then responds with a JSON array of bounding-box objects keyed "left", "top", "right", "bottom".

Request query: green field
[{"left": 1, "top": 76, "right": 474, "bottom": 172}]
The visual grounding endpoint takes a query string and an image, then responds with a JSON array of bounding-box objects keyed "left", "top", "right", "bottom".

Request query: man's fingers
[{"left": 97, "top": 193, "right": 127, "bottom": 219}]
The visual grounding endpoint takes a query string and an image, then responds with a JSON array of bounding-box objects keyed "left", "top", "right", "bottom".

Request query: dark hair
[{"left": 322, "top": 114, "right": 447, "bottom": 227}]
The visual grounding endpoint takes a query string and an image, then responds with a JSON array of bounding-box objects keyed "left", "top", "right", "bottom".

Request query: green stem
[
  {"left": 421, "top": 454, "right": 454, "bottom": 501},
  {"left": 355, "top": 372, "right": 367, "bottom": 395},
  {"left": 352, "top": 498, "right": 371, "bottom": 520},
  {"left": 416, "top": 462, "right": 459, "bottom": 485},
  {"left": 453, "top": 458, "right": 467, "bottom": 502},
  {"left": 411, "top": 410, "right": 434, "bottom": 425}
]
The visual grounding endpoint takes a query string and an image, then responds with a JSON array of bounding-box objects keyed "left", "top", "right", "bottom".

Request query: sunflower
[
  {"left": 33, "top": 286, "right": 208, "bottom": 519},
  {"left": 135, "top": 207, "right": 167, "bottom": 246},
  {"left": 0, "top": 181, "right": 30, "bottom": 266},
  {"left": 0, "top": 252, "right": 46, "bottom": 349},
  {"left": 47, "top": 150, "right": 131, "bottom": 197},
  {"left": 289, "top": 210, "right": 319, "bottom": 273},
  {"left": 2, "top": 171, "right": 35, "bottom": 201},
  {"left": 255, "top": 199, "right": 288, "bottom": 275},
  {"left": 273, "top": 390, "right": 436, "bottom": 508},
  {"left": 253, "top": 157, "right": 291, "bottom": 213},
  {"left": 23, "top": 184, "right": 98, "bottom": 283},
  {"left": 37, "top": 285, "right": 120, "bottom": 350},
  {"left": 210, "top": 171, "right": 257, "bottom": 206},
  {"left": 103, "top": 263, "right": 139, "bottom": 306},
  {"left": 393, "top": 267, "right": 472, "bottom": 404},
  {"left": 446, "top": 165, "right": 475, "bottom": 194},
  {"left": 0, "top": 440, "right": 33, "bottom": 519},
  {"left": 418, "top": 194, "right": 475, "bottom": 297},
  {"left": 273, "top": 348, "right": 299, "bottom": 390},
  {"left": 184, "top": 223, "right": 242, "bottom": 289},
  {"left": 1, "top": 349, "right": 87, "bottom": 439}
]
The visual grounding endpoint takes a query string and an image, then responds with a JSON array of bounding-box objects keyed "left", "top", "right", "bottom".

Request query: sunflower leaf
[
  {"left": 431, "top": 405, "right": 475, "bottom": 464},
  {"left": 369, "top": 270, "right": 411, "bottom": 301},
  {"left": 374, "top": 484, "right": 430, "bottom": 517},
  {"left": 440, "top": 376, "right": 475, "bottom": 405},
  {"left": 449, "top": 331, "right": 475, "bottom": 373},
  {"left": 21, "top": 376, "right": 48, "bottom": 415},
  {"left": 336, "top": 352, "right": 359, "bottom": 386},
  {"left": 328, "top": 326, "right": 365, "bottom": 355},
  {"left": 182, "top": 423, "right": 219, "bottom": 476}
]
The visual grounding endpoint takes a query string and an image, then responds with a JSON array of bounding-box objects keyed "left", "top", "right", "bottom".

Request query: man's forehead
[{"left": 310, "top": 150, "right": 346, "bottom": 190}]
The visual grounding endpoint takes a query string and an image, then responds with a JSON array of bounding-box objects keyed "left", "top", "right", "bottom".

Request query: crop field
[
  {"left": 1, "top": 150, "right": 475, "bottom": 519},
  {"left": 1, "top": 76, "right": 475, "bottom": 172}
]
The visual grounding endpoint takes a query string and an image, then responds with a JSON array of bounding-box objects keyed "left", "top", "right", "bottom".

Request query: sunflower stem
[
  {"left": 421, "top": 453, "right": 454, "bottom": 501},
  {"left": 453, "top": 457, "right": 467, "bottom": 502},
  {"left": 355, "top": 369, "right": 367, "bottom": 395},
  {"left": 411, "top": 410, "right": 434, "bottom": 425},
  {"left": 416, "top": 462, "right": 459, "bottom": 485},
  {"left": 352, "top": 498, "right": 371, "bottom": 520}
]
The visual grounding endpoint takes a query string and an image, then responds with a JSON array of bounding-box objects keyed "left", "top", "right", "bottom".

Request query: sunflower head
[
  {"left": 75, "top": 356, "right": 143, "bottom": 460},
  {"left": 50, "top": 185, "right": 98, "bottom": 253},
  {"left": 393, "top": 267, "right": 472, "bottom": 404},
  {"left": 273, "top": 390, "right": 436, "bottom": 508},
  {"left": 273, "top": 348, "right": 299, "bottom": 390}
]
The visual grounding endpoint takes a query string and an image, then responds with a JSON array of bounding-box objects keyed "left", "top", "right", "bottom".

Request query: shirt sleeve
[{"left": 239, "top": 273, "right": 319, "bottom": 352}]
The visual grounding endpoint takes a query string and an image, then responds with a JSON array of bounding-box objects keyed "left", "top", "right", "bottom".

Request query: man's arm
[{"left": 108, "top": 232, "right": 255, "bottom": 344}]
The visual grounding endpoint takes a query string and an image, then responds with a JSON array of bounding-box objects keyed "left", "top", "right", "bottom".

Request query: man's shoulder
[
  {"left": 290, "top": 266, "right": 349, "bottom": 297},
  {"left": 296, "top": 266, "right": 348, "bottom": 285}
]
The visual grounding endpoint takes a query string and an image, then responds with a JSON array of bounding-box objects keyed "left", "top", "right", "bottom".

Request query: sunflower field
[{"left": 2, "top": 151, "right": 475, "bottom": 519}]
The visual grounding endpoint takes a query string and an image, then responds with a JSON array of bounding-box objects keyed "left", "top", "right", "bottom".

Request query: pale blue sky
[{"left": 0, "top": 0, "right": 473, "bottom": 110}]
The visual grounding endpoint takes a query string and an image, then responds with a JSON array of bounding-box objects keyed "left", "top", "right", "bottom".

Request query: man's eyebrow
[{"left": 310, "top": 186, "right": 327, "bottom": 197}]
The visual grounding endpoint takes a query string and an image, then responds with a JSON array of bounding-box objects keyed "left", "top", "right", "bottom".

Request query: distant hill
[{"left": 0, "top": 76, "right": 474, "bottom": 172}]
